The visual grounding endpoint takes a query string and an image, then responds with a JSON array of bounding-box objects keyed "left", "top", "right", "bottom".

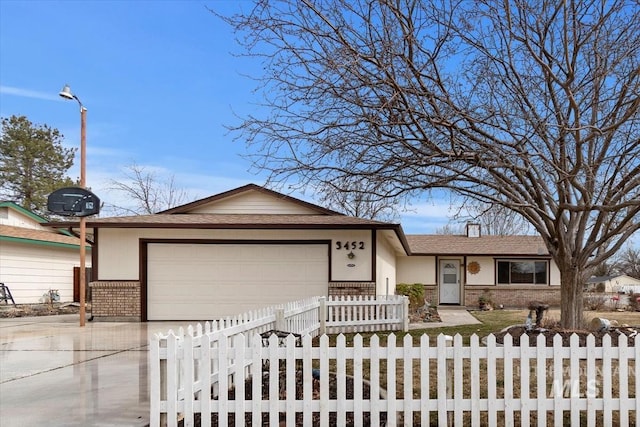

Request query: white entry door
[{"left": 439, "top": 260, "right": 460, "bottom": 304}]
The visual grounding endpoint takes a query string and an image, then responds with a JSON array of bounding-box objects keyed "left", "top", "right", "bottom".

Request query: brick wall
[
  {"left": 421, "top": 285, "right": 438, "bottom": 305},
  {"left": 328, "top": 282, "right": 376, "bottom": 297},
  {"left": 89, "top": 281, "right": 141, "bottom": 321},
  {"left": 464, "top": 286, "right": 561, "bottom": 309}
]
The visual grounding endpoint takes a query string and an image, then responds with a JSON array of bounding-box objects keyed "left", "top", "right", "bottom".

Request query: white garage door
[{"left": 147, "top": 243, "right": 328, "bottom": 320}]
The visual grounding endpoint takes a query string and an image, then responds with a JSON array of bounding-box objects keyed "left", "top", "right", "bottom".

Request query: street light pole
[{"left": 59, "top": 84, "right": 87, "bottom": 327}]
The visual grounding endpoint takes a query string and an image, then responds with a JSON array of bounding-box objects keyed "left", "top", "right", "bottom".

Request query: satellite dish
[{"left": 47, "top": 187, "right": 100, "bottom": 217}]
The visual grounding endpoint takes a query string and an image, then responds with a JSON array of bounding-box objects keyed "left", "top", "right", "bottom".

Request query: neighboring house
[
  {"left": 585, "top": 274, "right": 640, "bottom": 294},
  {"left": 0, "top": 201, "right": 90, "bottom": 303},
  {"left": 48, "top": 184, "right": 561, "bottom": 321}
]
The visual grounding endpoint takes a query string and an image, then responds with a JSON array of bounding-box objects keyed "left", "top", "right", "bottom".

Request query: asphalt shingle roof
[
  {"left": 0, "top": 225, "right": 82, "bottom": 246},
  {"left": 406, "top": 234, "right": 549, "bottom": 256}
]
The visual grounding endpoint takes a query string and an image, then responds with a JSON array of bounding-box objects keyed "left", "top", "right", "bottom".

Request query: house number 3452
[{"left": 335, "top": 241, "right": 365, "bottom": 250}]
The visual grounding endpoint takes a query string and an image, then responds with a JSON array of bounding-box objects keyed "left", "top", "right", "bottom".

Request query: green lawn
[
  {"left": 405, "top": 309, "right": 640, "bottom": 344},
  {"left": 315, "top": 309, "right": 640, "bottom": 426},
  {"left": 408, "top": 309, "right": 528, "bottom": 343},
  {"left": 323, "top": 309, "right": 640, "bottom": 346}
]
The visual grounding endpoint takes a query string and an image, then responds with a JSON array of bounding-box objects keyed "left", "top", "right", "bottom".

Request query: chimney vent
[{"left": 467, "top": 223, "right": 481, "bottom": 238}]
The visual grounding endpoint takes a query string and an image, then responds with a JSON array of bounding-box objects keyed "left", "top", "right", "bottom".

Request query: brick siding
[
  {"left": 328, "top": 282, "right": 376, "bottom": 297},
  {"left": 464, "top": 286, "right": 561, "bottom": 309},
  {"left": 421, "top": 285, "right": 438, "bottom": 305},
  {"left": 89, "top": 281, "right": 141, "bottom": 321}
]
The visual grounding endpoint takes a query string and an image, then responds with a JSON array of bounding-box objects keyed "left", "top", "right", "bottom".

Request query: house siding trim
[
  {"left": 371, "top": 229, "right": 377, "bottom": 282},
  {"left": 0, "top": 235, "right": 82, "bottom": 250}
]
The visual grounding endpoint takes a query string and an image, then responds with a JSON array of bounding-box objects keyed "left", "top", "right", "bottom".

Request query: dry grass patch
[{"left": 313, "top": 310, "right": 639, "bottom": 426}]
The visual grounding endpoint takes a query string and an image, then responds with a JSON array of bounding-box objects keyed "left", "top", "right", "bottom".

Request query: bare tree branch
[
  {"left": 218, "top": 0, "right": 640, "bottom": 328},
  {"left": 106, "top": 163, "right": 190, "bottom": 215}
]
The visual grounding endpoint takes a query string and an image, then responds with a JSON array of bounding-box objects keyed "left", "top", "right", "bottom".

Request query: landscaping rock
[{"left": 494, "top": 324, "right": 639, "bottom": 347}]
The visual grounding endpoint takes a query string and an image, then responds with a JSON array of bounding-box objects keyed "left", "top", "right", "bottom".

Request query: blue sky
[
  {"left": 1, "top": 1, "right": 637, "bottom": 248},
  {"left": 0, "top": 0, "right": 452, "bottom": 233}
]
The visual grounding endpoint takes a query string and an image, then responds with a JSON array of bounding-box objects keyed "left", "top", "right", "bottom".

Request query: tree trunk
[{"left": 559, "top": 266, "right": 584, "bottom": 329}]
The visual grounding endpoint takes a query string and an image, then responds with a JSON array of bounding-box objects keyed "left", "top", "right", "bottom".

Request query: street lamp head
[
  {"left": 59, "top": 84, "right": 86, "bottom": 111},
  {"left": 59, "top": 84, "right": 75, "bottom": 100}
]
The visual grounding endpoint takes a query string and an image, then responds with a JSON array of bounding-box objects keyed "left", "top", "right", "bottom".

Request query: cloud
[{"left": 0, "top": 85, "right": 61, "bottom": 102}]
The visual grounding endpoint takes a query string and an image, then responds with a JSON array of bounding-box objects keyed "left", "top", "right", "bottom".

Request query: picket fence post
[
  {"left": 275, "top": 308, "right": 285, "bottom": 331},
  {"left": 445, "top": 334, "right": 453, "bottom": 426},
  {"left": 402, "top": 296, "right": 409, "bottom": 332},
  {"left": 319, "top": 296, "right": 327, "bottom": 335}
]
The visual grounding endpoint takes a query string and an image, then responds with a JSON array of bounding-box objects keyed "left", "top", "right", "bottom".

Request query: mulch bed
[
  {"left": 494, "top": 325, "right": 639, "bottom": 347},
  {"left": 179, "top": 370, "right": 388, "bottom": 427},
  {"left": 0, "top": 303, "right": 82, "bottom": 318},
  {"left": 409, "top": 304, "right": 441, "bottom": 323}
]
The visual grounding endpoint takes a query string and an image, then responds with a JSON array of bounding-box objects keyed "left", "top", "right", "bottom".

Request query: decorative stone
[{"left": 526, "top": 301, "right": 550, "bottom": 328}]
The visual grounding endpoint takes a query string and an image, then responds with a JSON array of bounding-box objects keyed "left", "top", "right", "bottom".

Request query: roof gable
[
  {"left": 0, "top": 202, "right": 83, "bottom": 247},
  {"left": 159, "top": 184, "right": 343, "bottom": 216},
  {"left": 0, "top": 201, "right": 47, "bottom": 230}
]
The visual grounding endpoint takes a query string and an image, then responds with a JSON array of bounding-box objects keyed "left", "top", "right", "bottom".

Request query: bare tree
[
  {"left": 107, "top": 163, "right": 190, "bottom": 215},
  {"left": 434, "top": 223, "right": 464, "bottom": 235},
  {"left": 316, "top": 178, "right": 400, "bottom": 221},
  {"left": 220, "top": 0, "right": 640, "bottom": 328},
  {"left": 454, "top": 203, "right": 533, "bottom": 236},
  {"left": 590, "top": 261, "right": 617, "bottom": 278},
  {"left": 614, "top": 246, "right": 640, "bottom": 279}
]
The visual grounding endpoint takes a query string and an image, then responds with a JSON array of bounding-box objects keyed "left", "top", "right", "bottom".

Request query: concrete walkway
[
  {"left": 1, "top": 308, "right": 481, "bottom": 426},
  {"left": 0, "top": 314, "right": 193, "bottom": 427},
  {"left": 409, "top": 306, "right": 481, "bottom": 330}
]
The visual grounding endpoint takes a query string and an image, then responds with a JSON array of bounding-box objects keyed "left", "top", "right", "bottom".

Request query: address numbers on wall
[{"left": 335, "top": 241, "right": 365, "bottom": 250}]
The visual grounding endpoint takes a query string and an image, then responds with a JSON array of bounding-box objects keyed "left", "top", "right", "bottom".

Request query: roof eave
[
  {"left": 48, "top": 221, "right": 398, "bottom": 230},
  {"left": 409, "top": 252, "right": 551, "bottom": 257}
]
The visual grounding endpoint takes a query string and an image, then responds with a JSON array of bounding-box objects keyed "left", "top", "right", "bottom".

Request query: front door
[{"left": 439, "top": 260, "right": 460, "bottom": 304}]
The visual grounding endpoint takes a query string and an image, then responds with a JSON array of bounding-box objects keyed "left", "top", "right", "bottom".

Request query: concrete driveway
[
  {"left": 0, "top": 310, "right": 482, "bottom": 426},
  {"left": 0, "top": 314, "right": 193, "bottom": 427}
]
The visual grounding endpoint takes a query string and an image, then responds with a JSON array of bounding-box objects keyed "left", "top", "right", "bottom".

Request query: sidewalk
[{"left": 409, "top": 307, "right": 481, "bottom": 330}]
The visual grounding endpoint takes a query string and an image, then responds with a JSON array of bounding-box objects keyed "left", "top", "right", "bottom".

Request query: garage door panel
[{"left": 147, "top": 243, "right": 328, "bottom": 320}]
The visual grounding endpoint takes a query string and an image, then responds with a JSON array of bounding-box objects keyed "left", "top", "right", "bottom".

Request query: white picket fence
[
  {"left": 150, "top": 298, "right": 638, "bottom": 426},
  {"left": 150, "top": 295, "right": 409, "bottom": 426}
]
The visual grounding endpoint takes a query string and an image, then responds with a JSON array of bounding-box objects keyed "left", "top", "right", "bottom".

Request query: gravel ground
[{"left": 0, "top": 302, "right": 84, "bottom": 318}]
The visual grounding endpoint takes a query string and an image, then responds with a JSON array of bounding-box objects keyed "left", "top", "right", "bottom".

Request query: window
[{"left": 496, "top": 260, "right": 548, "bottom": 285}]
